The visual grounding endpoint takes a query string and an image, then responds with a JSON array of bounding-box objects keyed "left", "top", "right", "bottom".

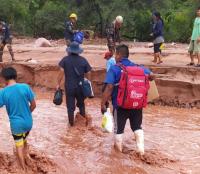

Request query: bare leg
[
  {"left": 24, "top": 141, "right": 29, "bottom": 158},
  {"left": 157, "top": 52, "right": 163, "bottom": 64},
  {"left": 24, "top": 140, "right": 33, "bottom": 167},
  {"left": 7, "top": 44, "right": 15, "bottom": 61},
  {"left": 0, "top": 44, "right": 5, "bottom": 62},
  {"left": 190, "top": 52, "right": 194, "bottom": 64},
  {"left": 152, "top": 53, "right": 157, "bottom": 63},
  {"left": 16, "top": 145, "right": 26, "bottom": 171},
  {"left": 197, "top": 53, "right": 200, "bottom": 65}
]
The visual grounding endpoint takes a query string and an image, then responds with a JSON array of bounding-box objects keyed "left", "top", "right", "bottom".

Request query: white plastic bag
[{"left": 101, "top": 108, "right": 113, "bottom": 133}]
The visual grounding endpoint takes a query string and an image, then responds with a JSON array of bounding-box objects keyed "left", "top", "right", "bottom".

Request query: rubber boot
[
  {"left": 134, "top": 129, "right": 144, "bottom": 156},
  {"left": 114, "top": 134, "right": 123, "bottom": 152}
]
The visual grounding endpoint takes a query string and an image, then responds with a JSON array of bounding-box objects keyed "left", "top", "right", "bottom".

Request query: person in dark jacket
[
  {"left": 151, "top": 12, "right": 164, "bottom": 64},
  {"left": 106, "top": 16, "right": 123, "bottom": 53},
  {"left": 64, "top": 13, "right": 78, "bottom": 47},
  {"left": 0, "top": 21, "right": 15, "bottom": 62},
  {"left": 57, "top": 42, "right": 92, "bottom": 127}
]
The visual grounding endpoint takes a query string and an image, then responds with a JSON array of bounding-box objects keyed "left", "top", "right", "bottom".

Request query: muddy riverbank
[
  {"left": 0, "top": 62, "right": 199, "bottom": 108},
  {"left": 0, "top": 40, "right": 199, "bottom": 173}
]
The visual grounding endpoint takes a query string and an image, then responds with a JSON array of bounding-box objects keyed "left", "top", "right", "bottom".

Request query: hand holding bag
[{"left": 53, "top": 88, "right": 63, "bottom": 105}]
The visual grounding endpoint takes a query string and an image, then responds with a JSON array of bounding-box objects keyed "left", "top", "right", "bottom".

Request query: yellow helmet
[{"left": 69, "top": 13, "right": 78, "bottom": 20}]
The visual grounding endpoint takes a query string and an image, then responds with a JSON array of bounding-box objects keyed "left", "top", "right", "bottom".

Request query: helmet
[
  {"left": 69, "top": 13, "right": 78, "bottom": 20},
  {"left": 116, "top": 16, "right": 123, "bottom": 24}
]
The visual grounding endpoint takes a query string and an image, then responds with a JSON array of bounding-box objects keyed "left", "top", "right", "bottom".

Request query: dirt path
[
  {"left": 1, "top": 39, "right": 191, "bottom": 68},
  {"left": 0, "top": 96, "right": 199, "bottom": 174}
]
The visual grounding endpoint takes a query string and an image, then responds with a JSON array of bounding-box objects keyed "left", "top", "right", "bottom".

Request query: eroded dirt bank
[
  {"left": 0, "top": 62, "right": 199, "bottom": 108},
  {"left": 0, "top": 40, "right": 200, "bottom": 173},
  {"left": 0, "top": 98, "right": 200, "bottom": 174}
]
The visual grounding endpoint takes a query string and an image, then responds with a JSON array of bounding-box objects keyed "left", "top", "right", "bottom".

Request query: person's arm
[
  {"left": 30, "top": 99, "right": 36, "bottom": 112},
  {"left": 84, "top": 59, "right": 92, "bottom": 80},
  {"left": 197, "top": 22, "right": 200, "bottom": 43},
  {"left": 57, "top": 68, "right": 64, "bottom": 89},
  {"left": 101, "top": 67, "right": 116, "bottom": 113},
  {"left": 85, "top": 71, "right": 92, "bottom": 81},
  {"left": 0, "top": 90, "right": 4, "bottom": 108},
  {"left": 101, "top": 84, "right": 113, "bottom": 113},
  {"left": 141, "top": 66, "right": 155, "bottom": 81},
  {"left": 149, "top": 72, "right": 155, "bottom": 81},
  {"left": 66, "top": 21, "right": 74, "bottom": 34},
  {"left": 153, "top": 22, "right": 162, "bottom": 38}
]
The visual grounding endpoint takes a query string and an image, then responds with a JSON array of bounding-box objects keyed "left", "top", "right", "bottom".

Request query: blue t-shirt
[
  {"left": 106, "top": 57, "right": 116, "bottom": 72},
  {"left": 0, "top": 83, "right": 35, "bottom": 134},
  {"left": 105, "top": 58, "right": 151, "bottom": 108}
]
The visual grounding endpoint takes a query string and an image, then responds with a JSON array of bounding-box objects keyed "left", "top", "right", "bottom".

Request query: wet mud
[
  {"left": 0, "top": 40, "right": 199, "bottom": 173},
  {"left": 0, "top": 98, "right": 200, "bottom": 174}
]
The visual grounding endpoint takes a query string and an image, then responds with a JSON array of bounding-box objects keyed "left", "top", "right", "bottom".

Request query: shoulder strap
[{"left": 116, "top": 63, "right": 127, "bottom": 72}]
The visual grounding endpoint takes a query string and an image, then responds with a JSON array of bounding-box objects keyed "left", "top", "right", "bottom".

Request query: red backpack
[{"left": 117, "top": 63, "right": 150, "bottom": 109}]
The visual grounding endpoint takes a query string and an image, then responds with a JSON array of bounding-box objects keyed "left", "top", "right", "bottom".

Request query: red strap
[{"left": 116, "top": 63, "right": 127, "bottom": 72}]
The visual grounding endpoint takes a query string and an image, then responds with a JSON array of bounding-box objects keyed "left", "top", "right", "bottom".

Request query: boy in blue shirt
[
  {"left": 0, "top": 67, "right": 36, "bottom": 171},
  {"left": 104, "top": 51, "right": 116, "bottom": 72}
]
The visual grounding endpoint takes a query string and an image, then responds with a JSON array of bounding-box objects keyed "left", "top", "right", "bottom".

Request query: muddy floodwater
[{"left": 0, "top": 94, "right": 199, "bottom": 174}]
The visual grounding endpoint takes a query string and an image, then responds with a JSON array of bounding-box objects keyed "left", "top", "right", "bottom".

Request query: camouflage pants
[
  {"left": 107, "top": 37, "right": 115, "bottom": 53},
  {"left": 0, "top": 38, "right": 14, "bottom": 62}
]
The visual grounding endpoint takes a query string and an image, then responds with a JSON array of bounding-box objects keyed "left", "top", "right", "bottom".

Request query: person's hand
[
  {"left": 56, "top": 85, "right": 60, "bottom": 90},
  {"left": 101, "top": 103, "right": 107, "bottom": 114},
  {"left": 149, "top": 73, "right": 155, "bottom": 81}
]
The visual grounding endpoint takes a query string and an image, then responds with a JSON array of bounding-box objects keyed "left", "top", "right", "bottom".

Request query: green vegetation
[{"left": 0, "top": 0, "right": 199, "bottom": 42}]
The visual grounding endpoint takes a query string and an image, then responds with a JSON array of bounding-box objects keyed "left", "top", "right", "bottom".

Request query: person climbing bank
[
  {"left": 106, "top": 16, "right": 123, "bottom": 53},
  {"left": 64, "top": 13, "right": 78, "bottom": 47},
  {"left": 0, "top": 21, "right": 15, "bottom": 62}
]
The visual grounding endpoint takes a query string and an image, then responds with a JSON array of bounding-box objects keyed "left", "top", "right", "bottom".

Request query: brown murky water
[{"left": 0, "top": 93, "right": 199, "bottom": 174}]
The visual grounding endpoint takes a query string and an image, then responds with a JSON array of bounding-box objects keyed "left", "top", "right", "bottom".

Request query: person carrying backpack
[
  {"left": 101, "top": 44, "right": 153, "bottom": 156},
  {"left": 64, "top": 13, "right": 78, "bottom": 46}
]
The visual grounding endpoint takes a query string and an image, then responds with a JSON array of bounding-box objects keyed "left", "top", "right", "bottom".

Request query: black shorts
[
  {"left": 113, "top": 107, "right": 143, "bottom": 134},
  {"left": 154, "top": 43, "right": 162, "bottom": 53}
]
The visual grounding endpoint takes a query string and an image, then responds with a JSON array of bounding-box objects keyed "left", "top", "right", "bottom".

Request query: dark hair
[
  {"left": 153, "top": 11, "right": 164, "bottom": 26},
  {"left": 198, "top": 7, "right": 200, "bottom": 10},
  {"left": 1, "top": 67, "right": 17, "bottom": 81},
  {"left": 116, "top": 44, "right": 129, "bottom": 58}
]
